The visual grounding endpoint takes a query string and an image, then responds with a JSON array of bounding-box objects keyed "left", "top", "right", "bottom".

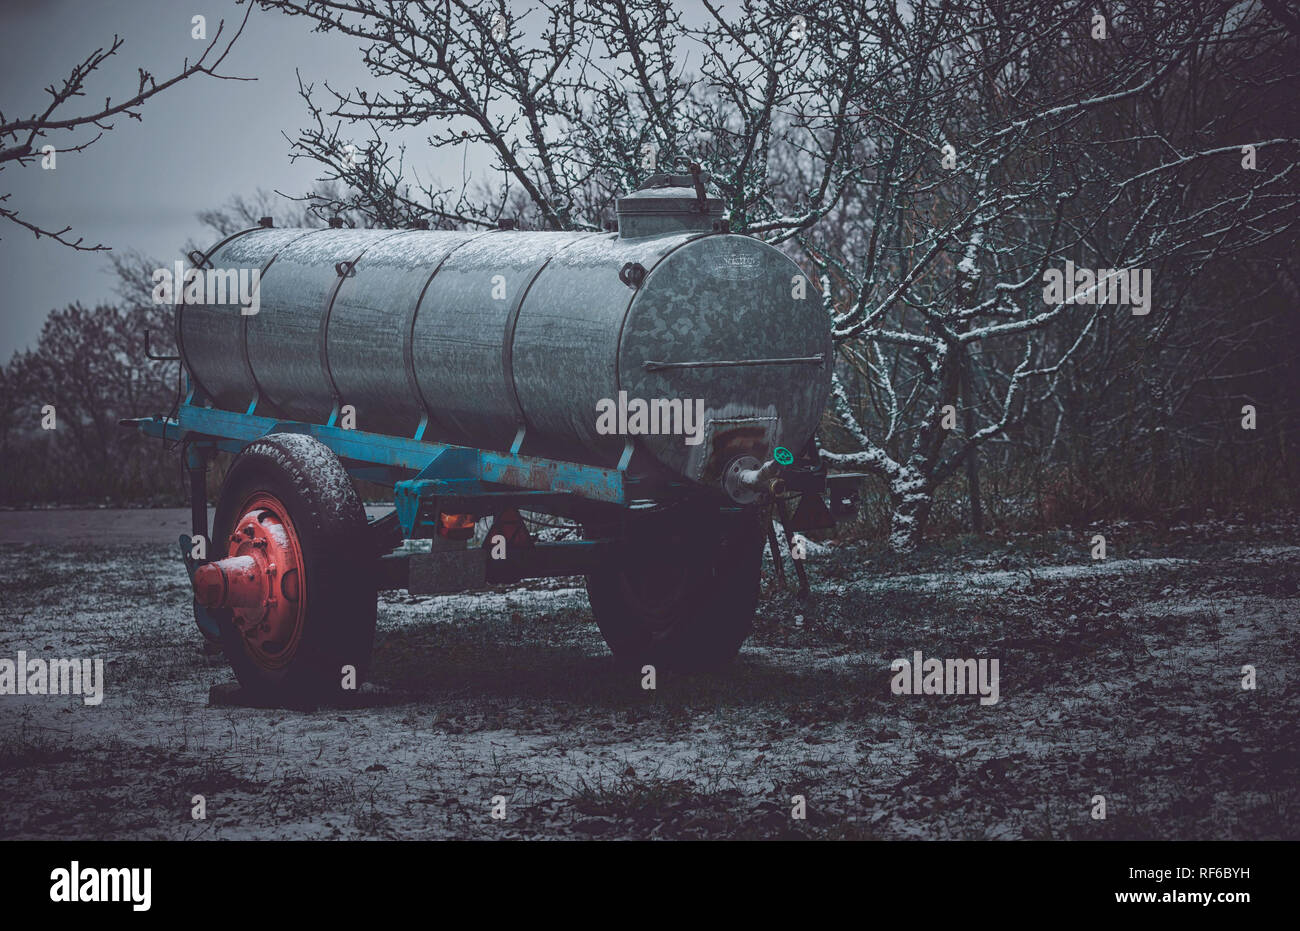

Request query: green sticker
[{"left": 773, "top": 446, "right": 794, "bottom": 465}]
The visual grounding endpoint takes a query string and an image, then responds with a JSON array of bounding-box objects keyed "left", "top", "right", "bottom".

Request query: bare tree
[
  {"left": 805, "top": 0, "right": 1300, "bottom": 548},
  {"left": 255, "top": 0, "right": 856, "bottom": 234},
  {"left": 0, "top": 6, "right": 251, "bottom": 251},
  {"left": 0, "top": 302, "right": 176, "bottom": 503}
]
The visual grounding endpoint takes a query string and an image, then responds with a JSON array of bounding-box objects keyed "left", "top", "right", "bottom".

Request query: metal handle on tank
[{"left": 642, "top": 353, "right": 824, "bottom": 372}]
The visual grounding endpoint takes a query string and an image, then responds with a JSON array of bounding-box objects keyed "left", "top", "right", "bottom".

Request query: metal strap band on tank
[
  {"left": 317, "top": 230, "right": 409, "bottom": 408},
  {"left": 402, "top": 231, "right": 497, "bottom": 437},
  {"left": 500, "top": 233, "right": 603, "bottom": 442},
  {"left": 238, "top": 228, "right": 326, "bottom": 414},
  {"left": 176, "top": 226, "right": 261, "bottom": 403}
]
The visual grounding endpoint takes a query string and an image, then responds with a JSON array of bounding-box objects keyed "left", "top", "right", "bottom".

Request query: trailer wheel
[
  {"left": 207, "top": 433, "right": 376, "bottom": 702},
  {"left": 584, "top": 511, "right": 765, "bottom": 673}
]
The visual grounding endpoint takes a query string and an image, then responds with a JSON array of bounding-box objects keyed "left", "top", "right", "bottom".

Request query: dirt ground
[{"left": 1, "top": 509, "right": 1296, "bottom": 840}]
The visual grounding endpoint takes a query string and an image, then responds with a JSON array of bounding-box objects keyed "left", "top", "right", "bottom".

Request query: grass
[{"left": 1, "top": 522, "right": 1297, "bottom": 840}]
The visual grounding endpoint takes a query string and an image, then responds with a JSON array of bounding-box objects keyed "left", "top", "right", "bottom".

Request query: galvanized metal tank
[{"left": 178, "top": 175, "right": 832, "bottom": 489}]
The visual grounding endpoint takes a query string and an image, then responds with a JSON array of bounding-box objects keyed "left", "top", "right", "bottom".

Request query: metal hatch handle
[
  {"left": 642, "top": 353, "right": 824, "bottom": 372},
  {"left": 689, "top": 162, "right": 707, "bottom": 213}
]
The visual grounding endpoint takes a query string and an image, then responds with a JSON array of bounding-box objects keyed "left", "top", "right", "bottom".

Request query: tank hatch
[{"left": 616, "top": 167, "right": 728, "bottom": 239}]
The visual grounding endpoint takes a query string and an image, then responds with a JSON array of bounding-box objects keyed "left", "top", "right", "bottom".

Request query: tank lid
[{"left": 616, "top": 169, "right": 727, "bottom": 238}]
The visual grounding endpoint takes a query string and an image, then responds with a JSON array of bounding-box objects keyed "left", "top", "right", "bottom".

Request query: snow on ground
[{"left": 0, "top": 510, "right": 1296, "bottom": 839}]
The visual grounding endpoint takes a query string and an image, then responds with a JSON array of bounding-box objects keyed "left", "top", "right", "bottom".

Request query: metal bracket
[
  {"left": 409, "top": 549, "right": 488, "bottom": 594},
  {"left": 145, "top": 330, "right": 180, "bottom": 361},
  {"left": 688, "top": 161, "right": 707, "bottom": 213},
  {"left": 619, "top": 262, "right": 647, "bottom": 289}
]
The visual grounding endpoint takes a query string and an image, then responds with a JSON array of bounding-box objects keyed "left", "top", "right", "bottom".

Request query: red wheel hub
[{"left": 193, "top": 493, "right": 306, "bottom": 669}]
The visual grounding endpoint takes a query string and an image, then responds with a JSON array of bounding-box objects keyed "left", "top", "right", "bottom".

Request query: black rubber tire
[
  {"left": 212, "top": 433, "right": 376, "bottom": 703},
  {"left": 584, "top": 509, "right": 765, "bottom": 673}
]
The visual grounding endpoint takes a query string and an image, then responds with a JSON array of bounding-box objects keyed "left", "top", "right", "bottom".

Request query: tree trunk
[
  {"left": 888, "top": 482, "right": 933, "bottom": 552},
  {"left": 960, "top": 346, "right": 984, "bottom": 533}
]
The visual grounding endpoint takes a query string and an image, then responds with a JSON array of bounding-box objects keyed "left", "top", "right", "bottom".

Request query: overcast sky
[{"left": 0, "top": 0, "right": 462, "bottom": 360}]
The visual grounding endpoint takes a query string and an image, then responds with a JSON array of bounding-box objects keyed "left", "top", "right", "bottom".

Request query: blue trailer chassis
[{"left": 124, "top": 385, "right": 647, "bottom": 540}]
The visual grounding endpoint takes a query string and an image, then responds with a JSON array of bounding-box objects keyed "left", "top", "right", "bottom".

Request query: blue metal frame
[{"left": 125, "top": 384, "right": 631, "bottom": 539}]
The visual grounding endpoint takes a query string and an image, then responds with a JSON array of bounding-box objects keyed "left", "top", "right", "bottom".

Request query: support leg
[
  {"left": 775, "top": 497, "right": 810, "bottom": 600},
  {"left": 183, "top": 444, "right": 222, "bottom": 643},
  {"left": 188, "top": 447, "right": 208, "bottom": 546},
  {"left": 766, "top": 511, "right": 786, "bottom": 591}
]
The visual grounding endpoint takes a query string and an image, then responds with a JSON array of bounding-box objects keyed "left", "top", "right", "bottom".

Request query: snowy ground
[{"left": 0, "top": 510, "right": 1296, "bottom": 840}]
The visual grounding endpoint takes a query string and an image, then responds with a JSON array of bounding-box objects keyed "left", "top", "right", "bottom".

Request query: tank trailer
[{"left": 125, "top": 171, "right": 862, "bottom": 702}]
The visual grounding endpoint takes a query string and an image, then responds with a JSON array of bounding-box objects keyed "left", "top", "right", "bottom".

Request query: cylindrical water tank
[{"left": 178, "top": 182, "right": 832, "bottom": 489}]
